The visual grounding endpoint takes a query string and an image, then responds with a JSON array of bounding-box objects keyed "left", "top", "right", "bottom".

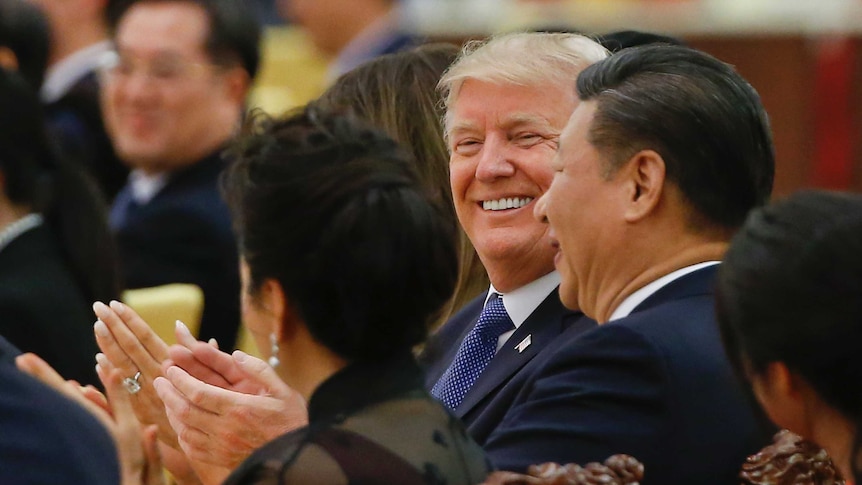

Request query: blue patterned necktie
[{"left": 431, "top": 293, "right": 514, "bottom": 411}]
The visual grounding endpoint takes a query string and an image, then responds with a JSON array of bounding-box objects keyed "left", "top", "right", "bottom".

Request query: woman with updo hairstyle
[
  {"left": 0, "top": 67, "right": 119, "bottom": 386},
  {"left": 220, "top": 106, "right": 491, "bottom": 484},
  {"left": 315, "top": 43, "right": 489, "bottom": 326},
  {"left": 716, "top": 190, "right": 862, "bottom": 485}
]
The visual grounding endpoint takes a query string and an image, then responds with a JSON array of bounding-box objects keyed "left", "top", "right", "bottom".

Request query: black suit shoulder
[
  {"left": 483, "top": 268, "right": 768, "bottom": 485},
  {"left": 0, "top": 226, "right": 101, "bottom": 386},
  {"left": 0, "top": 336, "right": 119, "bottom": 483}
]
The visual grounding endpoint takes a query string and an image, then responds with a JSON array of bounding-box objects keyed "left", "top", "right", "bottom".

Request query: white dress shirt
[{"left": 128, "top": 170, "right": 169, "bottom": 205}]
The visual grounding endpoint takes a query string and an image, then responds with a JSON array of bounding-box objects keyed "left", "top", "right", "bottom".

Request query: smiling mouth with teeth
[{"left": 482, "top": 197, "right": 534, "bottom": 211}]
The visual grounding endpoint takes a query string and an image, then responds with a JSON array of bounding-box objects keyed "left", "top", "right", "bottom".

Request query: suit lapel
[
  {"left": 421, "top": 294, "right": 486, "bottom": 389},
  {"left": 455, "top": 289, "right": 578, "bottom": 418}
]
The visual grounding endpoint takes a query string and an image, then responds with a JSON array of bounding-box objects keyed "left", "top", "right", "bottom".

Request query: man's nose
[
  {"left": 534, "top": 193, "right": 549, "bottom": 223},
  {"left": 475, "top": 136, "right": 515, "bottom": 182}
]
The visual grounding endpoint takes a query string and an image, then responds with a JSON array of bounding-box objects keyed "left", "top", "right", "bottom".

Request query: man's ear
[
  {"left": 620, "top": 149, "right": 666, "bottom": 223},
  {"left": 221, "top": 66, "right": 251, "bottom": 106}
]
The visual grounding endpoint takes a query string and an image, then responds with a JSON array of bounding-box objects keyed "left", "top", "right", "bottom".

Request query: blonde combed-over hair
[{"left": 439, "top": 32, "right": 609, "bottom": 135}]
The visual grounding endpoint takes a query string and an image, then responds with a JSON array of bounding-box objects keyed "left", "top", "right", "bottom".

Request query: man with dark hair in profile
[
  {"left": 482, "top": 45, "right": 775, "bottom": 484},
  {"left": 103, "top": 0, "right": 260, "bottom": 351}
]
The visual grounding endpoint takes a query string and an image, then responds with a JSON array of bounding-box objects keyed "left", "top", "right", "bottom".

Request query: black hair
[
  {"left": 597, "top": 30, "right": 686, "bottom": 53},
  {"left": 222, "top": 106, "right": 459, "bottom": 362},
  {"left": 576, "top": 44, "right": 775, "bottom": 230},
  {"left": 0, "top": 67, "right": 120, "bottom": 303},
  {"left": 717, "top": 190, "right": 862, "bottom": 484},
  {"left": 0, "top": 0, "right": 50, "bottom": 89},
  {"left": 106, "top": 0, "right": 261, "bottom": 80}
]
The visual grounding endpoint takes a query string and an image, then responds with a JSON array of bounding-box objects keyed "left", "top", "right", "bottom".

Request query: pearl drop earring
[{"left": 268, "top": 333, "right": 280, "bottom": 368}]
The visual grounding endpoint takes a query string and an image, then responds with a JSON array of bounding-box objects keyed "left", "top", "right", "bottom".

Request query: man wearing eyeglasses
[{"left": 105, "top": 0, "right": 260, "bottom": 352}]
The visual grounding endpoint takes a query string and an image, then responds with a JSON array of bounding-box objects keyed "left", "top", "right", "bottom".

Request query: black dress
[
  {"left": 224, "top": 354, "right": 492, "bottom": 484},
  {"left": 0, "top": 224, "right": 101, "bottom": 386}
]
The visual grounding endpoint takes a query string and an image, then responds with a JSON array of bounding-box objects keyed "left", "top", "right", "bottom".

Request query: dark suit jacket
[
  {"left": 483, "top": 266, "right": 768, "bottom": 484},
  {"left": 0, "top": 335, "right": 120, "bottom": 483},
  {"left": 110, "top": 151, "right": 240, "bottom": 349},
  {"left": 420, "top": 288, "right": 595, "bottom": 446},
  {"left": 0, "top": 225, "right": 101, "bottom": 386},
  {"left": 44, "top": 71, "right": 128, "bottom": 201}
]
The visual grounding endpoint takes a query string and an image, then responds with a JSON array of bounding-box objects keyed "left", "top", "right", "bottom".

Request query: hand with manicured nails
[
  {"left": 154, "top": 345, "right": 308, "bottom": 484},
  {"left": 93, "top": 300, "right": 178, "bottom": 448}
]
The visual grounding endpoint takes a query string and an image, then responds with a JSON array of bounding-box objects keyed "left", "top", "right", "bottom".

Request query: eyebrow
[
  {"left": 501, "top": 113, "right": 555, "bottom": 132},
  {"left": 447, "top": 121, "right": 480, "bottom": 140},
  {"left": 447, "top": 113, "right": 557, "bottom": 139}
]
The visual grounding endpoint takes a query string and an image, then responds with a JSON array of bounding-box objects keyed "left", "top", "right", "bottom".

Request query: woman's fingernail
[
  {"left": 92, "top": 301, "right": 107, "bottom": 315},
  {"left": 152, "top": 376, "right": 166, "bottom": 395},
  {"left": 175, "top": 320, "right": 191, "bottom": 336},
  {"left": 94, "top": 320, "right": 109, "bottom": 337},
  {"left": 109, "top": 300, "right": 124, "bottom": 314}
]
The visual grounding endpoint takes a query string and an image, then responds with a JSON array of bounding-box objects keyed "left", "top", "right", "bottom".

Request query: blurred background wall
[{"left": 252, "top": 0, "right": 862, "bottom": 197}]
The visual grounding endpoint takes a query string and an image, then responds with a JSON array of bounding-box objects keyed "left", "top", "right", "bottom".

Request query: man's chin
[{"left": 119, "top": 148, "right": 170, "bottom": 171}]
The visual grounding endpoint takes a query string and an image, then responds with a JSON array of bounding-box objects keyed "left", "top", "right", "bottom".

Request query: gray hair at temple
[{"left": 438, "top": 32, "right": 609, "bottom": 135}]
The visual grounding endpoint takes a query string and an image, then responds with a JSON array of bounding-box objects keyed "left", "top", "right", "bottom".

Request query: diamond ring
[{"left": 123, "top": 371, "right": 142, "bottom": 394}]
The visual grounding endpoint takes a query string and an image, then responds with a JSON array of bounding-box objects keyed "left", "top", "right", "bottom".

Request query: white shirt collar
[
  {"left": 0, "top": 214, "right": 44, "bottom": 253},
  {"left": 41, "top": 41, "right": 113, "bottom": 103},
  {"left": 608, "top": 261, "right": 721, "bottom": 322},
  {"left": 488, "top": 270, "right": 561, "bottom": 329},
  {"left": 488, "top": 271, "right": 560, "bottom": 352},
  {"left": 129, "top": 170, "right": 169, "bottom": 204},
  {"left": 327, "top": 7, "right": 402, "bottom": 81}
]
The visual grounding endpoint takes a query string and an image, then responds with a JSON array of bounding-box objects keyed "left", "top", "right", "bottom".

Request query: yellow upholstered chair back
[
  {"left": 236, "top": 325, "right": 262, "bottom": 358},
  {"left": 122, "top": 283, "right": 204, "bottom": 347}
]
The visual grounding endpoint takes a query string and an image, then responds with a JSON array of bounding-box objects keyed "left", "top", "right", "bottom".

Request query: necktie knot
[
  {"left": 431, "top": 293, "right": 514, "bottom": 411},
  {"left": 473, "top": 294, "right": 514, "bottom": 342}
]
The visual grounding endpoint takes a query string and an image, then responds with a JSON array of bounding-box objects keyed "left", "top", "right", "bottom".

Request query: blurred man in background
[{"left": 105, "top": 0, "right": 260, "bottom": 350}]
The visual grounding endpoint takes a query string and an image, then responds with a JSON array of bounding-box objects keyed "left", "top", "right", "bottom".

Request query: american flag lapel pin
[{"left": 515, "top": 334, "right": 532, "bottom": 353}]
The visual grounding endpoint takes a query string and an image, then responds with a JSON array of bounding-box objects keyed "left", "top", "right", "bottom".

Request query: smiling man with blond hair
[{"left": 420, "top": 32, "right": 607, "bottom": 446}]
